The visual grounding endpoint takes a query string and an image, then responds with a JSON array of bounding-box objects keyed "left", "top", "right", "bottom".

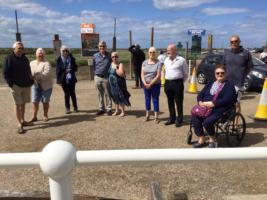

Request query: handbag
[{"left": 191, "top": 82, "right": 225, "bottom": 118}]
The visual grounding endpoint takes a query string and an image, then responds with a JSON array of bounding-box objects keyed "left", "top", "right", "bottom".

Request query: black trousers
[
  {"left": 62, "top": 84, "right": 77, "bottom": 110},
  {"left": 164, "top": 79, "right": 184, "bottom": 122},
  {"left": 133, "top": 66, "right": 142, "bottom": 87}
]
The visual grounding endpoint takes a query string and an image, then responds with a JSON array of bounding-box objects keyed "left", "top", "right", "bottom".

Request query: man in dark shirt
[
  {"left": 128, "top": 44, "right": 145, "bottom": 89},
  {"left": 223, "top": 35, "right": 253, "bottom": 112},
  {"left": 3, "top": 42, "right": 34, "bottom": 134},
  {"left": 92, "top": 41, "right": 112, "bottom": 115}
]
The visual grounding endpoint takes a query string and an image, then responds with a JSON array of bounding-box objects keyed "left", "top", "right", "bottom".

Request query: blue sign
[{"left": 188, "top": 29, "right": 206, "bottom": 36}]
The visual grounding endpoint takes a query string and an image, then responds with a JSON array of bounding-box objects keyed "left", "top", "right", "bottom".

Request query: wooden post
[
  {"left": 150, "top": 27, "right": 154, "bottom": 47},
  {"left": 208, "top": 34, "right": 213, "bottom": 54},
  {"left": 129, "top": 30, "right": 133, "bottom": 79}
]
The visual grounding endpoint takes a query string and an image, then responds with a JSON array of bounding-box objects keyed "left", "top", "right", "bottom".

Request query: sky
[{"left": 0, "top": 0, "right": 267, "bottom": 49}]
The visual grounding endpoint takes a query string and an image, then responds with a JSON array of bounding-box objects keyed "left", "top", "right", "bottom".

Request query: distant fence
[{"left": 1, "top": 140, "right": 267, "bottom": 200}]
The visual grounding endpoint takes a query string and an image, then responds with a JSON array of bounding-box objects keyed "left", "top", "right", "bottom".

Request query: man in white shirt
[{"left": 164, "top": 44, "right": 188, "bottom": 127}]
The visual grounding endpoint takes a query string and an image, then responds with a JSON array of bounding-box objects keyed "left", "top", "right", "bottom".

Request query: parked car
[{"left": 197, "top": 53, "right": 267, "bottom": 92}]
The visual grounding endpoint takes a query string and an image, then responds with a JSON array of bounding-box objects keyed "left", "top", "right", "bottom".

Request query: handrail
[{"left": 1, "top": 140, "right": 267, "bottom": 200}]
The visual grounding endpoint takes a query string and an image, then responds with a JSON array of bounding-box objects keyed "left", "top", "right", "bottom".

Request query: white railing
[{"left": 1, "top": 140, "right": 267, "bottom": 200}]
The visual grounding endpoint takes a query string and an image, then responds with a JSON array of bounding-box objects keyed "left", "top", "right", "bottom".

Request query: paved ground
[{"left": 0, "top": 78, "right": 266, "bottom": 200}]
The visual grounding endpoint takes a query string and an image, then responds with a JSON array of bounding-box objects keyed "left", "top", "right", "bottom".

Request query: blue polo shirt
[{"left": 92, "top": 52, "right": 111, "bottom": 77}]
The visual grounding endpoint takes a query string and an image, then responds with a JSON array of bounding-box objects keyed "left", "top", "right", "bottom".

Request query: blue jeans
[{"left": 143, "top": 83, "right": 161, "bottom": 112}]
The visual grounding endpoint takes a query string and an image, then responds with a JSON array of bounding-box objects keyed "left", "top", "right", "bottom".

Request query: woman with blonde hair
[
  {"left": 30, "top": 48, "right": 53, "bottom": 122},
  {"left": 141, "top": 47, "right": 162, "bottom": 123},
  {"left": 108, "top": 52, "right": 131, "bottom": 116}
]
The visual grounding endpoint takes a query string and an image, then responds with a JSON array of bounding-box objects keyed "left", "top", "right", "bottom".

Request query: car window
[
  {"left": 252, "top": 57, "right": 265, "bottom": 66},
  {"left": 205, "top": 55, "right": 222, "bottom": 64}
]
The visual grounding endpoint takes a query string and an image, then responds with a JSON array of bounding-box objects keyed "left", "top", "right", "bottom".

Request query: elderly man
[
  {"left": 164, "top": 44, "right": 188, "bottom": 127},
  {"left": 93, "top": 41, "right": 112, "bottom": 115},
  {"left": 223, "top": 35, "right": 253, "bottom": 112},
  {"left": 3, "top": 41, "right": 34, "bottom": 134}
]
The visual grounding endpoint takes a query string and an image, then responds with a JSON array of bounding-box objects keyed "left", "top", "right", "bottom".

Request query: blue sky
[{"left": 0, "top": 0, "right": 267, "bottom": 49}]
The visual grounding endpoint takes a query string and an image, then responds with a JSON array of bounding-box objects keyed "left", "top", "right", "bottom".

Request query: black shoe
[
  {"left": 17, "top": 125, "right": 26, "bottom": 134},
  {"left": 65, "top": 109, "right": 71, "bottom": 114},
  {"left": 193, "top": 142, "right": 207, "bottom": 148},
  {"left": 164, "top": 120, "right": 175, "bottom": 126},
  {"left": 73, "top": 108, "right": 78, "bottom": 113},
  {"left": 96, "top": 110, "right": 105, "bottom": 115},
  {"left": 208, "top": 141, "right": 218, "bottom": 148},
  {"left": 107, "top": 110, "right": 112, "bottom": 116},
  {"left": 175, "top": 121, "right": 183, "bottom": 127}
]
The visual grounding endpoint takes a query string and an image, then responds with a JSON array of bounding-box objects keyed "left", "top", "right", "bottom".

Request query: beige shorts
[{"left": 10, "top": 84, "right": 31, "bottom": 105}]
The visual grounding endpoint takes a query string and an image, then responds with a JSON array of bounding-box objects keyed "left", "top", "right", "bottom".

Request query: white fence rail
[{"left": 1, "top": 140, "right": 267, "bottom": 200}]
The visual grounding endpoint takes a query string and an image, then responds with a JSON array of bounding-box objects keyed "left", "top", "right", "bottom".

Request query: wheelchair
[{"left": 187, "top": 105, "right": 246, "bottom": 147}]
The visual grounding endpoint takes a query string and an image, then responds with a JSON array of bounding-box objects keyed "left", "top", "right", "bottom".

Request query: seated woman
[{"left": 192, "top": 64, "right": 237, "bottom": 148}]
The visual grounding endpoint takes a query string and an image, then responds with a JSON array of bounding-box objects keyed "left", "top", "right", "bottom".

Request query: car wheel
[
  {"left": 197, "top": 72, "right": 206, "bottom": 84},
  {"left": 243, "top": 77, "right": 251, "bottom": 91}
]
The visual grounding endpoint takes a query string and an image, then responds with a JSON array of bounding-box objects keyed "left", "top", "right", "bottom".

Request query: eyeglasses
[
  {"left": 99, "top": 45, "right": 106, "bottom": 48},
  {"left": 63, "top": 50, "right": 69, "bottom": 52},
  {"left": 216, "top": 72, "right": 225, "bottom": 75},
  {"left": 112, "top": 55, "right": 118, "bottom": 58},
  {"left": 230, "top": 40, "right": 239, "bottom": 44}
]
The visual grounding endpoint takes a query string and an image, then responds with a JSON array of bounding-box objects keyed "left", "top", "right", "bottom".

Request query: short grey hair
[
  {"left": 60, "top": 45, "right": 70, "bottom": 54},
  {"left": 98, "top": 41, "right": 107, "bottom": 47},
  {"left": 148, "top": 46, "right": 157, "bottom": 53},
  {"left": 12, "top": 41, "right": 23, "bottom": 49},
  {"left": 36, "top": 48, "right": 45, "bottom": 56}
]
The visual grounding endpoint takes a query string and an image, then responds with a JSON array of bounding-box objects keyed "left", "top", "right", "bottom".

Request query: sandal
[
  {"left": 154, "top": 118, "right": 160, "bottom": 124},
  {"left": 144, "top": 115, "right": 150, "bottom": 122},
  {"left": 43, "top": 116, "right": 49, "bottom": 122},
  {"left": 29, "top": 117, "right": 38, "bottom": 123},
  {"left": 119, "top": 113, "right": 125, "bottom": 117},
  {"left": 17, "top": 125, "right": 26, "bottom": 134},
  {"left": 112, "top": 111, "right": 119, "bottom": 116}
]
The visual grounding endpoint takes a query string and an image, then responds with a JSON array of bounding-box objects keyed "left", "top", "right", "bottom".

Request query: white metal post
[
  {"left": 40, "top": 140, "right": 76, "bottom": 200},
  {"left": 49, "top": 176, "right": 73, "bottom": 200}
]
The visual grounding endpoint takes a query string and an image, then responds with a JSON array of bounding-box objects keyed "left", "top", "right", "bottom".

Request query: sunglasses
[
  {"left": 216, "top": 72, "right": 225, "bottom": 75},
  {"left": 230, "top": 40, "right": 239, "bottom": 44},
  {"left": 99, "top": 45, "right": 106, "bottom": 47},
  {"left": 63, "top": 50, "right": 69, "bottom": 52},
  {"left": 149, "top": 51, "right": 156, "bottom": 54},
  {"left": 112, "top": 55, "right": 118, "bottom": 58}
]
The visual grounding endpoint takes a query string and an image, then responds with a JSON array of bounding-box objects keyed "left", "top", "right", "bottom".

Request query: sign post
[{"left": 80, "top": 23, "right": 99, "bottom": 57}]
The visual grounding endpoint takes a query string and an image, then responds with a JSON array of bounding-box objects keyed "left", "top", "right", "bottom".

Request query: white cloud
[
  {"left": 0, "top": 0, "right": 61, "bottom": 17},
  {"left": 153, "top": 0, "right": 218, "bottom": 10},
  {"left": 201, "top": 7, "right": 249, "bottom": 15}
]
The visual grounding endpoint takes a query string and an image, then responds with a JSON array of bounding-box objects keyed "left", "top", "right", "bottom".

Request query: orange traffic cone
[
  {"left": 187, "top": 67, "right": 198, "bottom": 93},
  {"left": 254, "top": 78, "right": 267, "bottom": 121}
]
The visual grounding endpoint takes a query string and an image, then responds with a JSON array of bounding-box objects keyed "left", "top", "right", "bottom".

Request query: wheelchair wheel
[
  {"left": 187, "top": 130, "right": 193, "bottom": 145},
  {"left": 225, "top": 113, "right": 246, "bottom": 147}
]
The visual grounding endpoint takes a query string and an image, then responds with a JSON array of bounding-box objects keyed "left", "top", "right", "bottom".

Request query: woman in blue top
[
  {"left": 141, "top": 47, "right": 162, "bottom": 124},
  {"left": 56, "top": 46, "right": 78, "bottom": 114},
  {"left": 108, "top": 52, "right": 131, "bottom": 117},
  {"left": 192, "top": 64, "right": 237, "bottom": 148}
]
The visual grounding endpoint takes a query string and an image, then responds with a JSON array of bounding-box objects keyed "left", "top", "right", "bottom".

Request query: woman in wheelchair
[{"left": 192, "top": 64, "right": 237, "bottom": 148}]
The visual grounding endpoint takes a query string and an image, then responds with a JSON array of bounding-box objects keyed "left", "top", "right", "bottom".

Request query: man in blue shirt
[{"left": 93, "top": 41, "right": 112, "bottom": 115}]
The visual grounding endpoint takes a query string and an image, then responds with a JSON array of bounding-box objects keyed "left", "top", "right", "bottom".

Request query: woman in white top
[{"left": 30, "top": 48, "right": 53, "bottom": 122}]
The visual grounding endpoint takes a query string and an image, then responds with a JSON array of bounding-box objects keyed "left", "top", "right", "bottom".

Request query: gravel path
[{"left": 0, "top": 79, "right": 266, "bottom": 200}]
